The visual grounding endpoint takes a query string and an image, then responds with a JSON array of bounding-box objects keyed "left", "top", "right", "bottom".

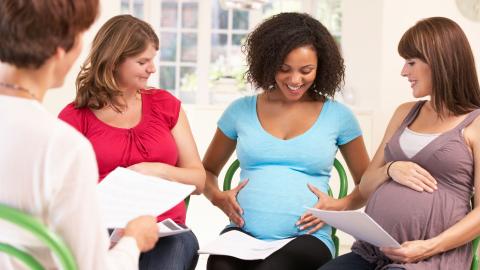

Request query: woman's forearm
[
  {"left": 336, "top": 186, "right": 367, "bottom": 210},
  {"left": 430, "top": 208, "right": 480, "bottom": 254},
  {"left": 138, "top": 162, "right": 205, "bottom": 194},
  {"left": 359, "top": 162, "right": 391, "bottom": 198}
]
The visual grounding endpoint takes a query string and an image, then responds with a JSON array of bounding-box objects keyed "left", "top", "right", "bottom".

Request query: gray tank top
[{"left": 352, "top": 101, "right": 480, "bottom": 270}]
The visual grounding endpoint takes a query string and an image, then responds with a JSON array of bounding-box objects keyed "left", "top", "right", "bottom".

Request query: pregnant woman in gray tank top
[{"left": 320, "top": 17, "right": 480, "bottom": 270}]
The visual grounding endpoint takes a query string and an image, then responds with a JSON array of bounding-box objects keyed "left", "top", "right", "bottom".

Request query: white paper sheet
[
  {"left": 109, "top": 218, "right": 191, "bottom": 244},
  {"left": 157, "top": 218, "right": 191, "bottom": 237},
  {"left": 97, "top": 167, "right": 195, "bottom": 228},
  {"left": 198, "top": 230, "right": 295, "bottom": 260},
  {"left": 306, "top": 208, "right": 401, "bottom": 248}
]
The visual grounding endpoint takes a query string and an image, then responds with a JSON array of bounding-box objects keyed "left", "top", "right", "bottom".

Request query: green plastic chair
[
  {"left": 472, "top": 236, "right": 479, "bottom": 270},
  {"left": 0, "top": 204, "right": 77, "bottom": 270},
  {"left": 472, "top": 197, "right": 480, "bottom": 270},
  {"left": 223, "top": 158, "right": 348, "bottom": 257}
]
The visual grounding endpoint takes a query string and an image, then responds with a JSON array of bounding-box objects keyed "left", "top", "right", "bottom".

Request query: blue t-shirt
[{"left": 218, "top": 95, "right": 362, "bottom": 256}]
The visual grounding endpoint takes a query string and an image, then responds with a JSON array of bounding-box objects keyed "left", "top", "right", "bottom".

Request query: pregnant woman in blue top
[{"left": 203, "top": 12, "right": 370, "bottom": 270}]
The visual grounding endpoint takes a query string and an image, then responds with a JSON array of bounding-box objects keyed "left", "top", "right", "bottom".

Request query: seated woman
[
  {"left": 59, "top": 15, "right": 205, "bottom": 270},
  {"left": 202, "top": 12, "right": 370, "bottom": 270},
  {"left": 320, "top": 17, "right": 480, "bottom": 270},
  {"left": 0, "top": 1, "right": 159, "bottom": 269}
]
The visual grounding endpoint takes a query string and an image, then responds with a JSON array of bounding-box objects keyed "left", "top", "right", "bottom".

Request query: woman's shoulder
[
  {"left": 58, "top": 102, "right": 91, "bottom": 133},
  {"left": 143, "top": 89, "right": 181, "bottom": 128},
  {"left": 226, "top": 95, "right": 256, "bottom": 111},
  {"left": 58, "top": 102, "right": 87, "bottom": 121},
  {"left": 392, "top": 101, "right": 419, "bottom": 121}
]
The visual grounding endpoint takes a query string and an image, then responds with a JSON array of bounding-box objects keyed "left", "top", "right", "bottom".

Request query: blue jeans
[
  {"left": 139, "top": 230, "right": 199, "bottom": 270},
  {"left": 319, "top": 252, "right": 404, "bottom": 270}
]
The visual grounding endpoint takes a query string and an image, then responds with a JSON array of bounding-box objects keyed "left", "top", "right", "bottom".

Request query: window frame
[{"left": 120, "top": 0, "right": 342, "bottom": 105}]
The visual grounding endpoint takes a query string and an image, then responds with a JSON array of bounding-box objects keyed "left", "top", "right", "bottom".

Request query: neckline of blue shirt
[{"left": 251, "top": 95, "right": 331, "bottom": 142}]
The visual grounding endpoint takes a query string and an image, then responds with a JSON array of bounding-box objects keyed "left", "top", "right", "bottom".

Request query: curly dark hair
[{"left": 243, "top": 12, "right": 344, "bottom": 101}]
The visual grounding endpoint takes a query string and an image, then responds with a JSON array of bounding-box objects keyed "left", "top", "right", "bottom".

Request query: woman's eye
[{"left": 301, "top": 69, "right": 313, "bottom": 74}]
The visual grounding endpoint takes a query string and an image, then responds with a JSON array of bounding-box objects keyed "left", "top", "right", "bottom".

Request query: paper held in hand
[
  {"left": 97, "top": 167, "right": 195, "bottom": 228},
  {"left": 306, "top": 207, "right": 401, "bottom": 248},
  {"left": 198, "top": 230, "right": 295, "bottom": 260},
  {"left": 110, "top": 218, "right": 190, "bottom": 244}
]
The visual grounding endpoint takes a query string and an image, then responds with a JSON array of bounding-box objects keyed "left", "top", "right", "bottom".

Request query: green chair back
[
  {"left": 0, "top": 204, "right": 77, "bottom": 270},
  {"left": 223, "top": 158, "right": 348, "bottom": 257},
  {"left": 472, "top": 197, "right": 480, "bottom": 270},
  {"left": 472, "top": 236, "right": 479, "bottom": 270}
]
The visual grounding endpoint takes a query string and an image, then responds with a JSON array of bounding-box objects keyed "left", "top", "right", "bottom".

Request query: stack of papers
[
  {"left": 110, "top": 218, "right": 190, "bottom": 243},
  {"left": 306, "top": 207, "right": 400, "bottom": 248},
  {"left": 97, "top": 167, "right": 195, "bottom": 228},
  {"left": 198, "top": 230, "right": 295, "bottom": 260}
]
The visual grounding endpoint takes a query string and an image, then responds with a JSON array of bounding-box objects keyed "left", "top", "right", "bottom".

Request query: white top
[
  {"left": 398, "top": 127, "right": 440, "bottom": 158},
  {"left": 0, "top": 96, "right": 140, "bottom": 270}
]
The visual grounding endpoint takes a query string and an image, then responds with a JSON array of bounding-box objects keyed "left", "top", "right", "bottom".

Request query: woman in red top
[{"left": 59, "top": 15, "right": 205, "bottom": 270}]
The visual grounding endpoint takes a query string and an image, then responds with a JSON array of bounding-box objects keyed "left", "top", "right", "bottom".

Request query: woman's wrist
[
  {"left": 386, "top": 161, "right": 396, "bottom": 178},
  {"left": 205, "top": 183, "right": 222, "bottom": 205}
]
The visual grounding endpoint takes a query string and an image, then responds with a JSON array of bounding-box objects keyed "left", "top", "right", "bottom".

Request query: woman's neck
[
  {"left": 111, "top": 87, "right": 141, "bottom": 113},
  {"left": 0, "top": 63, "right": 48, "bottom": 101}
]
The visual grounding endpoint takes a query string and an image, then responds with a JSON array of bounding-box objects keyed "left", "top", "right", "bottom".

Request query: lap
[
  {"left": 208, "top": 228, "right": 331, "bottom": 270},
  {"left": 140, "top": 230, "right": 199, "bottom": 270},
  {"left": 319, "top": 252, "right": 375, "bottom": 270}
]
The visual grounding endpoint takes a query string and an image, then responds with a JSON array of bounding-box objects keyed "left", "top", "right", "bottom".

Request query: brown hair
[
  {"left": 0, "top": 0, "right": 98, "bottom": 68},
  {"left": 75, "top": 15, "right": 159, "bottom": 112},
  {"left": 243, "top": 12, "right": 344, "bottom": 101},
  {"left": 398, "top": 17, "right": 480, "bottom": 116}
]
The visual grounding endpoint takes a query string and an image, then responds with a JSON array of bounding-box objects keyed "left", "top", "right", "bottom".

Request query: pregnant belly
[
  {"left": 236, "top": 168, "right": 329, "bottom": 240},
  {"left": 365, "top": 181, "right": 435, "bottom": 241}
]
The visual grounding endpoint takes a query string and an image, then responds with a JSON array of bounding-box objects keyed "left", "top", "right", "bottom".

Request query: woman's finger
[
  {"left": 299, "top": 217, "right": 321, "bottom": 230},
  {"left": 414, "top": 165, "right": 437, "bottom": 184},
  {"left": 233, "top": 179, "right": 249, "bottom": 193},
  {"left": 411, "top": 174, "right": 434, "bottom": 192},
  {"left": 406, "top": 180, "right": 424, "bottom": 192},
  {"left": 230, "top": 195, "right": 244, "bottom": 215},
  {"left": 306, "top": 222, "right": 324, "bottom": 234},
  {"left": 297, "top": 214, "right": 316, "bottom": 226}
]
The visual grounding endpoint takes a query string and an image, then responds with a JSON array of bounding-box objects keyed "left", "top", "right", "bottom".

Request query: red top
[{"left": 59, "top": 89, "right": 186, "bottom": 224}]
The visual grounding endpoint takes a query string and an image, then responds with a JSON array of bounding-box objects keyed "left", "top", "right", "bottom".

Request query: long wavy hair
[
  {"left": 75, "top": 15, "right": 159, "bottom": 112},
  {"left": 398, "top": 17, "right": 480, "bottom": 116}
]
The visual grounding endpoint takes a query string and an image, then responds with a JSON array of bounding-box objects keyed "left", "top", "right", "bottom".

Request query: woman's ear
[{"left": 54, "top": 46, "right": 67, "bottom": 61}]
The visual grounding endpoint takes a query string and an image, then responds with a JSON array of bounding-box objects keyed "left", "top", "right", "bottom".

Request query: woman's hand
[
  {"left": 128, "top": 162, "right": 159, "bottom": 176},
  {"left": 388, "top": 161, "right": 437, "bottom": 192},
  {"left": 211, "top": 180, "right": 248, "bottom": 227},
  {"left": 381, "top": 239, "right": 437, "bottom": 263},
  {"left": 297, "top": 183, "right": 337, "bottom": 234}
]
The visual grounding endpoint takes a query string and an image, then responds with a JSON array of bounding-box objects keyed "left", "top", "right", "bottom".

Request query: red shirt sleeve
[
  {"left": 148, "top": 90, "right": 181, "bottom": 129},
  {"left": 58, "top": 103, "right": 85, "bottom": 134}
]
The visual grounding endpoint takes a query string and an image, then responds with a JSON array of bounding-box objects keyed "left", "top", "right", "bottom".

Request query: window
[{"left": 119, "top": 0, "right": 342, "bottom": 105}]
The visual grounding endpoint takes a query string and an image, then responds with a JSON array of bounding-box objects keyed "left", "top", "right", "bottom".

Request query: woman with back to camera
[
  {"left": 320, "top": 17, "right": 480, "bottom": 270},
  {"left": 0, "top": 1, "right": 159, "bottom": 269},
  {"left": 59, "top": 15, "right": 205, "bottom": 270},
  {"left": 202, "top": 12, "right": 370, "bottom": 270}
]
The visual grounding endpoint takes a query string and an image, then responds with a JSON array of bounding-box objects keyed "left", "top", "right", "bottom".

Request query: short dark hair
[
  {"left": 243, "top": 12, "right": 344, "bottom": 101},
  {"left": 75, "top": 15, "right": 159, "bottom": 112},
  {"left": 398, "top": 17, "right": 480, "bottom": 115},
  {"left": 0, "top": 0, "right": 99, "bottom": 69}
]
